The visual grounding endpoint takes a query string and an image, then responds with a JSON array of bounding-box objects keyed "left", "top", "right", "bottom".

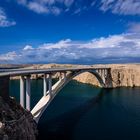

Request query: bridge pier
[
  {"left": 104, "top": 69, "right": 106, "bottom": 77},
  {"left": 20, "top": 76, "right": 25, "bottom": 108},
  {"left": 63, "top": 72, "right": 66, "bottom": 81},
  {"left": 43, "top": 74, "right": 47, "bottom": 96},
  {"left": 102, "top": 69, "right": 106, "bottom": 83},
  {"left": 104, "top": 68, "right": 112, "bottom": 88},
  {"left": 26, "top": 75, "right": 31, "bottom": 111},
  {"left": 101, "top": 69, "right": 103, "bottom": 79},
  {"left": 48, "top": 74, "right": 52, "bottom": 97},
  {"left": 59, "top": 72, "right": 62, "bottom": 80},
  {"left": 98, "top": 69, "right": 102, "bottom": 76}
]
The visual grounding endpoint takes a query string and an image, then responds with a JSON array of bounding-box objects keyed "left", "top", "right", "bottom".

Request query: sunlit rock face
[
  {"left": 0, "top": 96, "right": 38, "bottom": 140},
  {"left": 74, "top": 64, "right": 140, "bottom": 88}
]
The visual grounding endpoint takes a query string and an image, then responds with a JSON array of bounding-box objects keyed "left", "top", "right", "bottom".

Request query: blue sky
[{"left": 0, "top": 0, "right": 140, "bottom": 64}]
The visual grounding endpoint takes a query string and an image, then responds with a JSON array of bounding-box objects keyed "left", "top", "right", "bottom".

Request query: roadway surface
[{"left": 0, "top": 66, "right": 110, "bottom": 77}]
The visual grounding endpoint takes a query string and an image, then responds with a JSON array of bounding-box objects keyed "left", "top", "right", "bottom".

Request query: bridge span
[{"left": 0, "top": 66, "right": 112, "bottom": 123}]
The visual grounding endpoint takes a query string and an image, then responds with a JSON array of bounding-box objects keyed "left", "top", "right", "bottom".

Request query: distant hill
[{"left": 0, "top": 64, "right": 32, "bottom": 69}]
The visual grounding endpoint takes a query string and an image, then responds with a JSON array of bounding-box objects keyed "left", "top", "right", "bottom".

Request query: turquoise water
[{"left": 10, "top": 80, "right": 140, "bottom": 140}]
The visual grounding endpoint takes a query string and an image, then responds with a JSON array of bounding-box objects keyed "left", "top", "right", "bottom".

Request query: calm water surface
[{"left": 10, "top": 80, "right": 140, "bottom": 140}]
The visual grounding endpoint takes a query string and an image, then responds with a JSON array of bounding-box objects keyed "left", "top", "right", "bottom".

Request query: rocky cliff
[{"left": 0, "top": 96, "right": 38, "bottom": 140}]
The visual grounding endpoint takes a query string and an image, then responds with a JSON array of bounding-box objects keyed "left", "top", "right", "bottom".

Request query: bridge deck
[{"left": 0, "top": 67, "right": 110, "bottom": 77}]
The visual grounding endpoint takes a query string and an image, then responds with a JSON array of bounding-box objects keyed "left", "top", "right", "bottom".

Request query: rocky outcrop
[{"left": 0, "top": 96, "right": 38, "bottom": 140}]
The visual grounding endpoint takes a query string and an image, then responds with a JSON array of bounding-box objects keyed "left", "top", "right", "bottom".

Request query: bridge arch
[
  {"left": 31, "top": 69, "right": 106, "bottom": 123},
  {"left": 69, "top": 70, "right": 105, "bottom": 87}
]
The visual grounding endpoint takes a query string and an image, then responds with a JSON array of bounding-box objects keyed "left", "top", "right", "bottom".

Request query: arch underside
[
  {"left": 71, "top": 70, "right": 105, "bottom": 87},
  {"left": 31, "top": 69, "right": 105, "bottom": 123}
]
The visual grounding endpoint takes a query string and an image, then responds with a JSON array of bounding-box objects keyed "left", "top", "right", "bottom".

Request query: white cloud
[
  {"left": 64, "top": 0, "right": 74, "bottom": 7},
  {"left": 28, "top": 2, "right": 49, "bottom": 14},
  {"left": 80, "top": 35, "right": 125, "bottom": 49},
  {"left": 100, "top": 0, "right": 140, "bottom": 16},
  {"left": 16, "top": 0, "right": 27, "bottom": 5},
  {"left": 23, "top": 45, "right": 34, "bottom": 50},
  {"left": 12, "top": 0, "right": 140, "bottom": 16},
  {"left": 16, "top": 0, "right": 74, "bottom": 15},
  {"left": 0, "top": 51, "right": 17, "bottom": 61},
  {"left": 39, "top": 39, "right": 72, "bottom": 49},
  {"left": 73, "top": 8, "right": 81, "bottom": 14},
  {"left": 127, "top": 22, "right": 140, "bottom": 33},
  {"left": 0, "top": 8, "right": 16, "bottom": 27},
  {"left": 0, "top": 33, "right": 140, "bottom": 64}
]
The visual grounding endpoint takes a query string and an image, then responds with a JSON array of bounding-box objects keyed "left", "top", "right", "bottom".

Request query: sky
[{"left": 0, "top": 0, "right": 140, "bottom": 64}]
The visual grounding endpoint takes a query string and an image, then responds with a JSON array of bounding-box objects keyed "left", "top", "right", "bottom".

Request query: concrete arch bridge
[{"left": 0, "top": 67, "right": 112, "bottom": 123}]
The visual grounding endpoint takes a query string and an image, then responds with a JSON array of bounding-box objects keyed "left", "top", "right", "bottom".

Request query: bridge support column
[
  {"left": 101, "top": 69, "right": 105, "bottom": 82},
  {"left": 63, "top": 72, "right": 66, "bottom": 81},
  {"left": 26, "top": 75, "right": 31, "bottom": 111},
  {"left": 48, "top": 74, "right": 52, "bottom": 97},
  {"left": 101, "top": 69, "right": 104, "bottom": 77},
  {"left": 105, "top": 68, "right": 113, "bottom": 88},
  {"left": 20, "top": 76, "right": 25, "bottom": 108},
  {"left": 59, "top": 72, "right": 62, "bottom": 80},
  {"left": 98, "top": 69, "right": 101, "bottom": 76},
  {"left": 43, "top": 74, "right": 47, "bottom": 96}
]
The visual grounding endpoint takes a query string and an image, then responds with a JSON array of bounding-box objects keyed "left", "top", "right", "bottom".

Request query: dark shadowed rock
[{"left": 0, "top": 96, "right": 38, "bottom": 140}]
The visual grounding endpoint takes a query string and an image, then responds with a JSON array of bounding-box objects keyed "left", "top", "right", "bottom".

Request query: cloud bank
[
  {"left": 15, "top": 0, "right": 140, "bottom": 16},
  {"left": 0, "top": 33, "right": 140, "bottom": 64}
]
